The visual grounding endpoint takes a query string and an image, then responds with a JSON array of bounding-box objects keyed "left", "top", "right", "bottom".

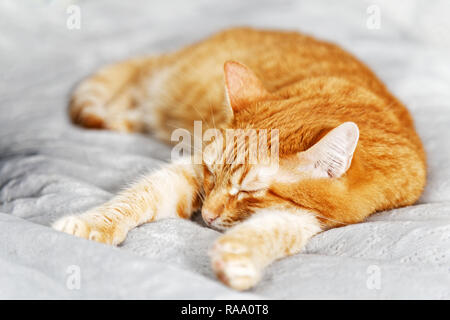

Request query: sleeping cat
[{"left": 53, "top": 27, "right": 426, "bottom": 290}]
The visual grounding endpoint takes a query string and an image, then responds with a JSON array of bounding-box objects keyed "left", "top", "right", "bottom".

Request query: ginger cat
[{"left": 53, "top": 27, "right": 426, "bottom": 290}]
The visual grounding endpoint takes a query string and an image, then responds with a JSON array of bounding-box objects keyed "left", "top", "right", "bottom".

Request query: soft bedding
[{"left": 0, "top": 0, "right": 449, "bottom": 299}]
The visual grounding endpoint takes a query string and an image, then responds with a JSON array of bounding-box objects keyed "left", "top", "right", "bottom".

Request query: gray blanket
[{"left": 0, "top": 0, "right": 449, "bottom": 299}]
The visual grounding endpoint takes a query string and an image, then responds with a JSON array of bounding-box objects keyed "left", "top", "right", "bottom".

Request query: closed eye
[{"left": 230, "top": 188, "right": 266, "bottom": 197}]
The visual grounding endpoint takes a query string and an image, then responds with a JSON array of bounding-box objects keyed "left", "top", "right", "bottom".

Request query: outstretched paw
[
  {"left": 209, "top": 237, "right": 261, "bottom": 291},
  {"left": 52, "top": 215, "right": 117, "bottom": 245}
]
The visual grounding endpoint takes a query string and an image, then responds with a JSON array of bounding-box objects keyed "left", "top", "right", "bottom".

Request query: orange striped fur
[{"left": 54, "top": 28, "right": 426, "bottom": 290}]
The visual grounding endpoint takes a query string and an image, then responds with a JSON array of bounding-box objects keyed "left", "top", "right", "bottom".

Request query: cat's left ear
[
  {"left": 300, "top": 122, "right": 359, "bottom": 178},
  {"left": 224, "top": 61, "right": 270, "bottom": 113}
]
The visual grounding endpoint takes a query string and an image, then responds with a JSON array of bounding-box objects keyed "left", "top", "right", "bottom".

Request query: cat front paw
[
  {"left": 52, "top": 215, "right": 117, "bottom": 245},
  {"left": 210, "top": 237, "right": 262, "bottom": 291}
]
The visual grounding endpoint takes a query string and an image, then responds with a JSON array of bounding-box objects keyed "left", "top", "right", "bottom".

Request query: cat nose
[{"left": 202, "top": 208, "right": 219, "bottom": 224}]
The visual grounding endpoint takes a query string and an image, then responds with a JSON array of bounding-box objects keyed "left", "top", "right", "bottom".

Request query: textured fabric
[{"left": 0, "top": 0, "right": 449, "bottom": 299}]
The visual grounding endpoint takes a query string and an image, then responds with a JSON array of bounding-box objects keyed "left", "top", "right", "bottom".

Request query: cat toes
[
  {"left": 52, "top": 215, "right": 114, "bottom": 245},
  {"left": 52, "top": 215, "right": 90, "bottom": 237},
  {"left": 210, "top": 239, "right": 261, "bottom": 291}
]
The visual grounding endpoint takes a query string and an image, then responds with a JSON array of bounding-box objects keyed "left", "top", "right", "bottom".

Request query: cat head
[{"left": 200, "top": 61, "right": 359, "bottom": 230}]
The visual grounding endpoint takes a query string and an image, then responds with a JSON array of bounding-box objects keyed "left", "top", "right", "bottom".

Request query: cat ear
[
  {"left": 223, "top": 61, "right": 269, "bottom": 112},
  {"left": 301, "top": 122, "right": 359, "bottom": 178}
]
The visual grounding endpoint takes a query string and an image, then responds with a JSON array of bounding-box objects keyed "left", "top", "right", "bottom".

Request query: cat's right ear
[
  {"left": 299, "top": 122, "right": 360, "bottom": 179},
  {"left": 223, "top": 61, "right": 269, "bottom": 113}
]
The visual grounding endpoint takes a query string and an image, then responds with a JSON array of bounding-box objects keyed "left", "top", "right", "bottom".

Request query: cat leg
[
  {"left": 52, "top": 160, "right": 202, "bottom": 245},
  {"left": 69, "top": 56, "right": 163, "bottom": 133},
  {"left": 210, "top": 207, "right": 322, "bottom": 290}
]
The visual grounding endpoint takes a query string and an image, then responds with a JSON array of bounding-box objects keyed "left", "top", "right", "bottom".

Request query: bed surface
[{"left": 0, "top": 0, "right": 449, "bottom": 299}]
